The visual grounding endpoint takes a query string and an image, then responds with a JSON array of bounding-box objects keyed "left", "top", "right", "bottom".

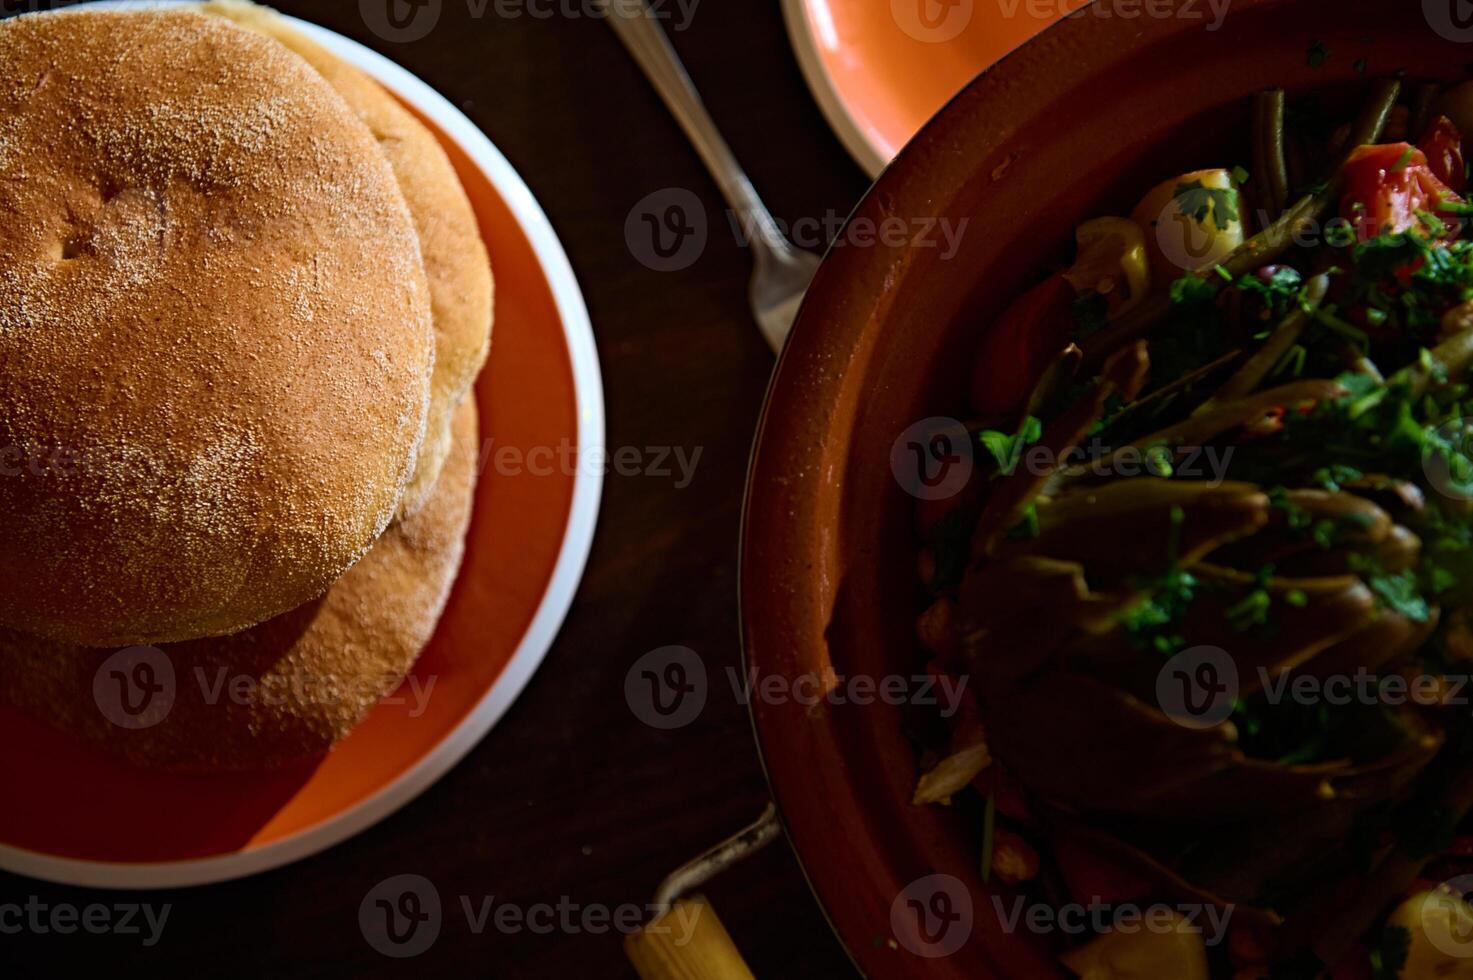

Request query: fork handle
[{"left": 601, "top": 1, "right": 788, "bottom": 256}]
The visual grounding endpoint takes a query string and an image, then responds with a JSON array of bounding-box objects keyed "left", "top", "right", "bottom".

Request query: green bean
[
  {"left": 1409, "top": 81, "right": 1440, "bottom": 142},
  {"left": 1392, "top": 327, "right": 1473, "bottom": 398},
  {"left": 1197, "top": 273, "right": 1328, "bottom": 410},
  {"left": 1253, "top": 89, "right": 1290, "bottom": 219},
  {"left": 1081, "top": 79, "right": 1401, "bottom": 363},
  {"left": 1023, "top": 343, "right": 1082, "bottom": 420},
  {"left": 1081, "top": 378, "right": 1345, "bottom": 480},
  {"left": 1338, "top": 343, "right": 1383, "bottom": 382},
  {"left": 970, "top": 343, "right": 1147, "bottom": 559},
  {"left": 1223, "top": 78, "right": 1399, "bottom": 278}
]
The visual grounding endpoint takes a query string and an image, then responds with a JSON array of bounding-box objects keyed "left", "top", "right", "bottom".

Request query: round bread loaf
[
  {"left": 203, "top": 0, "right": 494, "bottom": 515},
  {"left": 0, "top": 399, "right": 480, "bottom": 772},
  {"left": 0, "top": 9, "right": 436, "bottom": 646}
]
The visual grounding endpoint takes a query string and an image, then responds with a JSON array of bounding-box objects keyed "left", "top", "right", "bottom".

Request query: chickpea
[
  {"left": 915, "top": 598, "right": 958, "bottom": 658},
  {"left": 1443, "top": 300, "right": 1473, "bottom": 341},
  {"left": 991, "top": 830, "right": 1040, "bottom": 884}
]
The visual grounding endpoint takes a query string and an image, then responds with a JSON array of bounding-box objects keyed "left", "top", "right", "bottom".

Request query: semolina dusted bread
[
  {"left": 0, "top": 398, "right": 480, "bottom": 772},
  {"left": 203, "top": 0, "right": 494, "bottom": 516},
  {"left": 0, "top": 8, "right": 436, "bottom": 646}
]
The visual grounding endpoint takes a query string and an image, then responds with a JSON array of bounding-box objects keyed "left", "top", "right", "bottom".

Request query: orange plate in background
[
  {"left": 0, "top": 8, "right": 604, "bottom": 889},
  {"left": 783, "top": 0, "right": 1082, "bottom": 176}
]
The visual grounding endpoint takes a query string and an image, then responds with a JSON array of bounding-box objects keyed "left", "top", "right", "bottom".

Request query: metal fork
[{"left": 601, "top": 1, "right": 822, "bottom": 354}]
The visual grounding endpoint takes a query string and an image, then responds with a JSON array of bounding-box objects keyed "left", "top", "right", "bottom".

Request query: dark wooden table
[{"left": 3, "top": 1, "right": 872, "bottom": 976}]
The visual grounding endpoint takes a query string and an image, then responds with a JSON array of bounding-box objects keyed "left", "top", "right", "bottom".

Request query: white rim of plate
[
  {"left": 0, "top": 0, "right": 606, "bottom": 891},
  {"left": 780, "top": 0, "right": 889, "bottom": 179}
]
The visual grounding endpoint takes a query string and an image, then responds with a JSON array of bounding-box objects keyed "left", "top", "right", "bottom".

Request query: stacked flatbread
[{"left": 0, "top": 2, "right": 493, "bottom": 771}]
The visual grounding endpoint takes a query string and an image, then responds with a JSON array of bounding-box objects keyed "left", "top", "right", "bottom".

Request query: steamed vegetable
[
  {"left": 1060, "top": 912, "right": 1210, "bottom": 980},
  {"left": 928, "top": 78, "right": 1473, "bottom": 979},
  {"left": 1340, "top": 142, "right": 1462, "bottom": 239},
  {"left": 1064, "top": 217, "right": 1152, "bottom": 316},
  {"left": 1421, "top": 115, "right": 1466, "bottom": 192},
  {"left": 1386, "top": 889, "right": 1473, "bottom": 978},
  {"left": 1131, "top": 168, "right": 1246, "bottom": 278}
]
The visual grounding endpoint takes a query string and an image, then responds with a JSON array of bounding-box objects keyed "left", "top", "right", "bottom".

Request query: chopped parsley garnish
[
  {"left": 1307, "top": 40, "right": 1330, "bottom": 68},
  {"left": 1437, "top": 198, "right": 1473, "bottom": 217},
  {"left": 1226, "top": 583, "right": 1273, "bottom": 632},
  {"left": 1169, "top": 274, "right": 1219, "bottom": 308},
  {"left": 1367, "top": 567, "right": 1433, "bottom": 622},
  {"left": 978, "top": 416, "right": 1043, "bottom": 475},
  {"left": 1119, "top": 508, "right": 1198, "bottom": 654},
  {"left": 1343, "top": 230, "right": 1473, "bottom": 337},
  {"left": 1311, "top": 463, "right": 1365, "bottom": 491},
  {"left": 1369, "top": 925, "right": 1410, "bottom": 980},
  {"left": 1174, "top": 179, "right": 1240, "bottom": 231}
]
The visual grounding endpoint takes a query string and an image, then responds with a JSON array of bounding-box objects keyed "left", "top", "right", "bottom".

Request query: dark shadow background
[{"left": 0, "top": 0, "right": 872, "bottom": 976}]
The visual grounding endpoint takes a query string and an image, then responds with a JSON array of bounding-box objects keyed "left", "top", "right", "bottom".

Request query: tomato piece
[
  {"left": 970, "top": 274, "right": 1077, "bottom": 418},
  {"left": 1340, "top": 142, "right": 1462, "bottom": 240},
  {"left": 1420, "top": 115, "right": 1467, "bottom": 192}
]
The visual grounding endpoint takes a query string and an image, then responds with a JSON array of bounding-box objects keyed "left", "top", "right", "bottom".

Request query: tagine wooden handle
[{"left": 624, "top": 896, "right": 755, "bottom": 980}]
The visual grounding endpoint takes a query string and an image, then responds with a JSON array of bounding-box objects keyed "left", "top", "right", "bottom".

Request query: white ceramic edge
[
  {"left": 0, "top": 1, "right": 606, "bottom": 890},
  {"left": 779, "top": 0, "right": 888, "bottom": 179}
]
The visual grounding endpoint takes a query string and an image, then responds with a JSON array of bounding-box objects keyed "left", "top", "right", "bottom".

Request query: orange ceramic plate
[
  {"left": 0, "top": 5, "right": 604, "bottom": 889},
  {"left": 783, "top": 0, "right": 1082, "bottom": 175}
]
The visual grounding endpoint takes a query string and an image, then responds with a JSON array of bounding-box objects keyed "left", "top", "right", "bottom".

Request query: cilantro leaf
[
  {"left": 978, "top": 416, "right": 1043, "bottom": 476},
  {"left": 1169, "top": 274, "right": 1219, "bottom": 308},
  {"left": 1367, "top": 568, "right": 1432, "bottom": 622},
  {"left": 1174, "top": 180, "right": 1241, "bottom": 232},
  {"left": 1370, "top": 924, "right": 1410, "bottom": 980}
]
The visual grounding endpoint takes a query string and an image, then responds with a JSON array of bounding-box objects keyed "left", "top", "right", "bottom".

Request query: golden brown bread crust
[
  {"left": 0, "top": 9, "right": 435, "bottom": 647},
  {"left": 0, "top": 399, "right": 480, "bottom": 772},
  {"left": 203, "top": 0, "right": 494, "bottom": 515}
]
